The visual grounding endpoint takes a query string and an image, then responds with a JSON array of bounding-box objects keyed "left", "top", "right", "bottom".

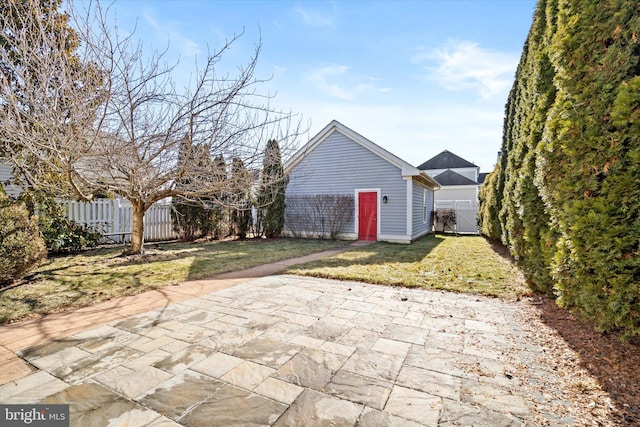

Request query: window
[{"left": 422, "top": 190, "right": 428, "bottom": 223}]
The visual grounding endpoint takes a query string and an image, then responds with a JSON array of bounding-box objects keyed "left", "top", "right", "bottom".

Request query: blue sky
[{"left": 104, "top": 0, "right": 537, "bottom": 172}]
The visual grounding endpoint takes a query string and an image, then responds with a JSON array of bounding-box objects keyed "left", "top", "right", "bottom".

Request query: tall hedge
[
  {"left": 537, "top": 0, "right": 640, "bottom": 334},
  {"left": 480, "top": 0, "right": 640, "bottom": 335}
]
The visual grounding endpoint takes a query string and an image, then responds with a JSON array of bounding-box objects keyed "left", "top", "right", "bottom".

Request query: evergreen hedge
[{"left": 479, "top": 0, "right": 640, "bottom": 335}]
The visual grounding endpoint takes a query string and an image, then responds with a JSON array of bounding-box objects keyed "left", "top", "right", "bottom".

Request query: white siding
[
  {"left": 286, "top": 130, "right": 407, "bottom": 238},
  {"left": 435, "top": 185, "right": 478, "bottom": 207}
]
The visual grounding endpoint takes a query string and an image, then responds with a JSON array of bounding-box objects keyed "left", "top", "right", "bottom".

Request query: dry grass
[
  {"left": 0, "top": 238, "right": 345, "bottom": 324},
  {"left": 286, "top": 234, "right": 530, "bottom": 299}
]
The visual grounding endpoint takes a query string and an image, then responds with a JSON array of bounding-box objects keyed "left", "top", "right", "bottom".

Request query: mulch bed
[{"left": 520, "top": 296, "right": 640, "bottom": 426}]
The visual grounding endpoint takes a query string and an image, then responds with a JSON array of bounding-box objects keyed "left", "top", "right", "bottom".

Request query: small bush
[
  {"left": 37, "top": 200, "right": 102, "bottom": 253},
  {"left": 0, "top": 192, "right": 47, "bottom": 285},
  {"left": 434, "top": 209, "right": 456, "bottom": 232}
]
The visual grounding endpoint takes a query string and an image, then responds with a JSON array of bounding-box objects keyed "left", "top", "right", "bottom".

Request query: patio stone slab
[
  {"left": 152, "top": 344, "right": 213, "bottom": 374},
  {"left": 440, "top": 399, "right": 522, "bottom": 427},
  {"left": 17, "top": 338, "right": 84, "bottom": 360},
  {"left": 384, "top": 385, "right": 442, "bottom": 425},
  {"left": 93, "top": 365, "right": 173, "bottom": 398},
  {"left": 356, "top": 407, "right": 425, "bottom": 427},
  {"left": 199, "top": 324, "right": 263, "bottom": 352},
  {"left": 324, "top": 370, "right": 392, "bottom": 410},
  {"left": 342, "top": 348, "right": 403, "bottom": 382},
  {"left": 220, "top": 360, "right": 275, "bottom": 391},
  {"left": 28, "top": 346, "right": 92, "bottom": 372},
  {"left": 147, "top": 416, "right": 183, "bottom": 426},
  {"left": 275, "top": 348, "right": 347, "bottom": 390},
  {"left": 253, "top": 377, "right": 304, "bottom": 404},
  {"left": 261, "top": 322, "right": 308, "bottom": 342},
  {"left": 48, "top": 345, "right": 143, "bottom": 384},
  {"left": 42, "top": 382, "right": 160, "bottom": 427},
  {"left": 304, "top": 319, "right": 351, "bottom": 341},
  {"left": 396, "top": 365, "right": 461, "bottom": 400},
  {"left": 273, "top": 389, "right": 362, "bottom": 427},
  {"left": 138, "top": 370, "right": 226, "bottom": 420},
  {"left": 122, "top": 349, "right": 171, "bottom": 370},
  {"left": 190, "top": 352, "right": 244, "bottom": 378},
  {"left": 0, "top": 371, "right": 69, "bottom": 403},
  {"left": 461, "top": 381, "right": 531, "bottom": 416},
  {"left": 232, "top": 337, "right": 301, "bottom": 369},
  {"left": 180, "top": 384, "right": 287, "bottom": 427},
  {"left": 370, "top": 337, "right": 412, "bottom": 357},
  {"left": 381, "top": 323, "right": 429, "bottom": 345}
]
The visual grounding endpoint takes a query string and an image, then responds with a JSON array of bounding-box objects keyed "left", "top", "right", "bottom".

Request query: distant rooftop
[
  {"left": 432, "top": 169, "right": 477, "bottom": 186},
  {"left": 418, "top": 150, "right": 478, "bottom": 170}
]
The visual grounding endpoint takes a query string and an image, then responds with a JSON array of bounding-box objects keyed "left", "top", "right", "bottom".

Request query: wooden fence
[{"left": 58, "top": 198, "right": 178, "bottom": 243}]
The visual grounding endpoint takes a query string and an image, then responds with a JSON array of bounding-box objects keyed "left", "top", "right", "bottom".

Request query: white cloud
[
  {"left": 306, "top": 64, "right": 385, "bottom": 100},
  {"left": 141, "top": 10, "right": 202, "bottom": 58},
  {"left": 294, "top": 4, "right": 335, "bottom": 28},
  {"left": 272, "top": 91, "right": 504, "bottom": 172},
  {"left": 413, "top": 40, "right": 518, "bottom": 99}
]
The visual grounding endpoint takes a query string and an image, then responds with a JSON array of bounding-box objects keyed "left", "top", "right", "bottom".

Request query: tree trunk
[{"left": 126, "top": 200, "right": 145, "bottom": 255}]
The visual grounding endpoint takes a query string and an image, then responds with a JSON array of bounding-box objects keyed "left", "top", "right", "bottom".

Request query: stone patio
[{"left": 0, "top": 274, "right": 577, "bottom": 426}]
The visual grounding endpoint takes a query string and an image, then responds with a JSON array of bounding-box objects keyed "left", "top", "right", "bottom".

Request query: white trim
[
  {"left": 378, "top": 234, "right": 412, "bottom": 244},
  {"left": 355, "top": 188, "right": 381, "bottom": 240},
  {"left": 437, "top": 184, "right": 479, "bottom": 190},
  {"left": 281, "top": 230, "right": 358, "bottom": 240},
  {"left": 405, "top": 179, "right": 413, "bottom": 237}
]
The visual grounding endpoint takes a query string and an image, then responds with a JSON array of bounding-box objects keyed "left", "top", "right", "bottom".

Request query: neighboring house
[
  {"left": 0, "top": 160, "right": 23, "bottom": 197},
  {"left": 418, "top": 150, "right": 482, "bottom": 233},
  {"left": 284, "top": 120, "right": 440, "bottom": 244}
]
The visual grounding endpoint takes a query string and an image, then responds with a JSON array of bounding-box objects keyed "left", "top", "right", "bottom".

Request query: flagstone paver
[{"left": 0, "top": 272, "right": 585, "bottom": 425}]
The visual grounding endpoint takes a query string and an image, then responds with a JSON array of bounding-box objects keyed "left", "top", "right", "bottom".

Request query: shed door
[{"left": 358, "top": 192, "right": 377, "bottom": 241}]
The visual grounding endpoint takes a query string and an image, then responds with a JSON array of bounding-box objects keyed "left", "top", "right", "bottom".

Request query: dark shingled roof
[
  {"left": 478, "top": 172, "right": 489, "bottom": 184},
  {"left": 432, "top": 169, "right": 478, "bottom": 186},
  {"left": 418, "top": 150, "right": 478, "bottom": 170}
]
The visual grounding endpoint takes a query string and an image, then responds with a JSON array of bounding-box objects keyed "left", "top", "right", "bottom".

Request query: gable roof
[
  {"left": 285, "top": 120, "right": 439, "bottom": 189},
  {"left": 433, "top": 169, "right": 478, "bottom": 186},
  {"left": 418, "top": 150, "right": 478, "bottom": 170},
  {"left": 478, "top": 172, "right": 489, "bottom": 184}
]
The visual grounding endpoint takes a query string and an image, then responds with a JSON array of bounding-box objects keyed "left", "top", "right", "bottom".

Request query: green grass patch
[
  {"left": 0, "top": 238, "right": 345, "bottom": 324},
  {"left": 286, "top": 234, "right": 529, "bottom": 299}
]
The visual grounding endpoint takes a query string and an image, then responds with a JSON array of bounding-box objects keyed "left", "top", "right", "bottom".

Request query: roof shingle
[
  {"left": 432, "top": 169, "right": 477, "bottom": 186},
  {"left": 417, "top": 150, "right": 478, "bottom": 170}
]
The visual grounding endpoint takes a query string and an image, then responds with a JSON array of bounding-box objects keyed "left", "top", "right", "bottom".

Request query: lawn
[
  {"left": 0, "top": 238, "right": 346, "bottom": 324},
  {"left": 1, "top": 234, "right": 529, "bottom": 325},
  {"left": 286, "top": 234, "right": 529, "bottom": 299}
]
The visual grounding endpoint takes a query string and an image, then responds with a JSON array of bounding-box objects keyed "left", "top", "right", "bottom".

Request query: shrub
[
  {"left": 37, "top": 200, "right": 102, "bottom": 252},
  {"left": 434, "top": 209, "right": 456, "bottom": 232},
  {"left": 171, "top": 200, "right": 214, "bottom": 241},
  {"left": 285, "top": 194, "right": 353, "bottom": 239},
  {"left": 0, "top": 190, "right": 47, "bottom": 285}
]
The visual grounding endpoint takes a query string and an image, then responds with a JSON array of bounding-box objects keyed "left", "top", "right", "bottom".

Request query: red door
[{"left": 358, "top": 192, "right": 377, "bottom": 241}]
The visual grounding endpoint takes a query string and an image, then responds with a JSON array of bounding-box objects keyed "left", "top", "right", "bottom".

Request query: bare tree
[{"left": 0, "top": 0, "right": 301, "bottom": 254}]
